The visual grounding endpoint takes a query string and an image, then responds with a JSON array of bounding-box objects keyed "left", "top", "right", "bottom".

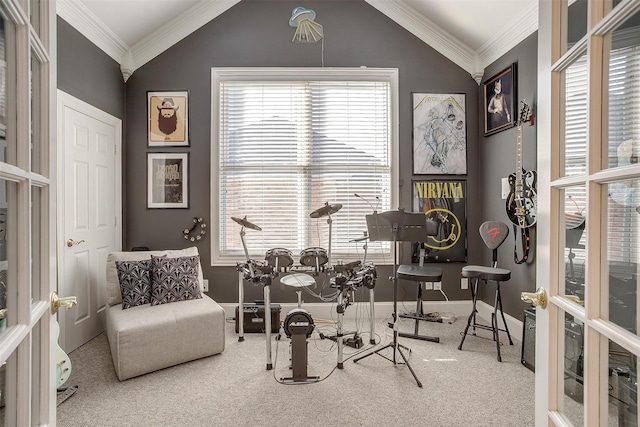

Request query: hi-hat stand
[
  {"left": 232, "top": 216, "right": 262, "bottom": 343},
  {"left": 236, "top": 259, "right": 276, "bottom": 370},
  {"left": 350, "top": 233, "right": 377, "bottom": 345},
  {"left": 232, "top": 216, "right": 278, "bottom": 371},
  {"left": 353, "top": 209, "right": 430, "bottom": 388}
]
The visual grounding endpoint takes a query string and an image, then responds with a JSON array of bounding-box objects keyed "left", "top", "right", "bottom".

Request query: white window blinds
[
  {"left": 606, "top": 43, "right": 640, "bottom": 266},
  {"left": 213, "top": 70, "right": 394, "bottom": 264},
  {"left": 565, "top": 43, "right": 640, "bottom": 265}
]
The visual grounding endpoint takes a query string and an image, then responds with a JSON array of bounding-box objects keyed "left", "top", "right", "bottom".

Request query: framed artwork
[
  {"left": 412, "top": 179, "right": 467, "bottom": 262},
  {"left": 147, "top": 153, "right": 189, "bottom": 209},
  {"left": 147, "top": 91, "right": 189, "bottom": 146},
  {"left": 412, "top": 93, "right": 467, "bottom": 175},
  {"left": 483, "top": 63, "right": 517, "bottom": 136}
]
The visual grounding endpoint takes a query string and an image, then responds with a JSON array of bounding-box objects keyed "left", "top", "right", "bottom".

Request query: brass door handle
[
  {"left": 564, "top": 294, "right": 584, "bottom": 306},
  {"left": 66, "top": 239, "right": 85, "bottom": 247},
  {"left": 50, "top": 292, "right": 78, "bottom": 315},
  {"left": 521, "top": 287, "right": 548, "bottom": 309}
]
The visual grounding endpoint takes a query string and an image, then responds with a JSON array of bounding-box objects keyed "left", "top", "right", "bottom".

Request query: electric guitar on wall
[{"left": 506, "top": 100, "right": 537, "bottom": 228}]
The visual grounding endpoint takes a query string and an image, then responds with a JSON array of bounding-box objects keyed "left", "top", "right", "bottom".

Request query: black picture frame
[
  {"left": 147, "top": 152, "right": 189, "bottom": 209},
  {"left": 411, "top": 179, "right": 467, "bottom": 262},
  {"left": 412, "top": 93, "right": 467, "bottom": 175},
  {"left": 147, "top": 90, "right": 189, "bottom": 146},
  {"left": 483, "top": 63, "right": 517, "bottom": 136}
]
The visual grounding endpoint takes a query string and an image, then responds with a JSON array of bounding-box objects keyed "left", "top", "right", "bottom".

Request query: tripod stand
[{"left": 353, "top": 209, "right": 431, "bottom": 388}]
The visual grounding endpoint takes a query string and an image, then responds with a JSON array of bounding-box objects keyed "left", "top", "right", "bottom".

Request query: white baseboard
[
  {"left": 475, "top": 300, "right": 523, "bottom": 342},
  {"left": 219, "top": 300, "right": 473, "bottom": 322},
  {"left": 219, "top": 300, "right": 523, "bottom": 342}
]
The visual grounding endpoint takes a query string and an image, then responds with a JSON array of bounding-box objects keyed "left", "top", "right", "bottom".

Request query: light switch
[{"left": 501, "top": 177, "right": 510, "bottom": 199}]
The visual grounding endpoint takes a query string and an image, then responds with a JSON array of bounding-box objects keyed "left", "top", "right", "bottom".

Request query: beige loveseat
[{"left": 105, "top": 247, "right": 225, "bottom": 381}]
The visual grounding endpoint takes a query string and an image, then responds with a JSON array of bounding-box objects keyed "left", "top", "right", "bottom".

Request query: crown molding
[
  {"left": 364, "top": 0, "right": 482, "bottom": 83},
  {"left": 129, "top": 0, "right": 240, "bottom": 74},
  {"left": 59, "top": 0, "right": 539, "bottom": 84},
  {"left": 57, "top": 0, "right": 239, "bottom": 81},
  {"left": 57, "top": 0, "right": 127, "bottom": 65},
  {"left": 476, "top": 1, "right": 538, "bottom": 71}
]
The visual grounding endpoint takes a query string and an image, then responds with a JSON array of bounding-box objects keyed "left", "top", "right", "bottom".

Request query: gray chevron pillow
[
  {"left": 115, "top": 259, "right": 152, "bottom": 309},
  {"left": 150, "top": 255, "right": 202, "bottom": 306}
]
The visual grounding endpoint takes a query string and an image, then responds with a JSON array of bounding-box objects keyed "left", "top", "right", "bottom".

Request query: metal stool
[{"left": 458, "top": 221, "right": 513, "bottom": 361}]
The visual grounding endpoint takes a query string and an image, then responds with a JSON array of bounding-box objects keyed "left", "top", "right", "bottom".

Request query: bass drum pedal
[{"left": 282, "top": 308, "right": 318, "bottom": 382}]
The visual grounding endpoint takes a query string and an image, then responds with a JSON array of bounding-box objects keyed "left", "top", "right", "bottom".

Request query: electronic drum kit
[{"left": 232, "top": 201, "right": 377, "bottom": 380}]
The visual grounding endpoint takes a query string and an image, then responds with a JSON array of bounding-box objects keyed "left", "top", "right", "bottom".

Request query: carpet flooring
[{"left": 56, "top": 314, "right": 535, "bottom": 426}]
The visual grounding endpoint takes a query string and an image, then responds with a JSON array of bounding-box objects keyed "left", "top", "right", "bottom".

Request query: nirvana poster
[{"left": 412, "top": 180, "right": 467, "bottom": 262}]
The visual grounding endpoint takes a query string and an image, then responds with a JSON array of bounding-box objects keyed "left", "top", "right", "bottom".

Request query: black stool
[
  {"left": 458, "top": 221, "right": 513, "bottom": 361},
  {"left": 398, "top": 246, "right": 442, "bottom": 343}
]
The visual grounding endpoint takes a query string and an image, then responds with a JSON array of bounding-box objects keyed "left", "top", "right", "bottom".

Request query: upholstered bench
[{"left": 105, "top": 247, "right": 225, "bottom": 381}]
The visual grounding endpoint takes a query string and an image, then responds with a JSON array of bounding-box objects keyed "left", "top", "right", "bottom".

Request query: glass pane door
[
  {"left": 0, "top": 0, "right": 55, "bottom": 425},
  {"left": 539, "top": 0, "right": 640, "bottom": 425}
]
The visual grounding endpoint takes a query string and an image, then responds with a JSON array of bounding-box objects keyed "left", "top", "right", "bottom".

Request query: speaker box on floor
[
  {"left": 521, "top": 308, "right": 585, "bottom": 402},
  {"left": 235, "top": 303, "right": 281, "bottom": 333},
  {"left": 521, "top": 309, "right": 536, "bottom": 371}
]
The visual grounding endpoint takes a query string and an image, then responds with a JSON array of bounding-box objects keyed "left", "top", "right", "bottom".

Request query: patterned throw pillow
[
  {"left": 115, "top": 259, "right": 152, "bottom": 309},
  {"left": 150, "top": 255, "right": 202, "bottom": 306}
]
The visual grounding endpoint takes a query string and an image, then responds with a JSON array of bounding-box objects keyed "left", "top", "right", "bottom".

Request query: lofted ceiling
[{"left": 57, "top": 0, "right": 538, "bottom": 84}]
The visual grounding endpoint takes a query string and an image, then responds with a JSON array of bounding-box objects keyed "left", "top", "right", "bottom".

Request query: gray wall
[
  {"left": 57, "top": 0, "right": 540, "bottom": 319},
  {"left": 124, "top": 0, "right": 481, "bottom": 307},
  {"left": 57, "top": 17, "right": 126, "bottom": 120},
  {"left": 57, "top": 16, "right": 128, "bottom": 247},
  {"left": 477, "top": 32, "right": 538, "bottom": 315}
]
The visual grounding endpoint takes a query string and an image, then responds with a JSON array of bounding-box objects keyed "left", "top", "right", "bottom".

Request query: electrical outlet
[
  {"left": 202, "top": 279, "right": 209, "bottom": 292},
  {"left": 433, "top": 281, "right": 442, "bottom": 290},
  {"left": 424, "top": 281, "right": 433, "bottom": 290},
  {"left": 461, "top": 277, "right": 468, "bottom": 290}
]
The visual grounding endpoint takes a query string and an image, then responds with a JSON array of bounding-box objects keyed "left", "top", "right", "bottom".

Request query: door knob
[
  {"left": 564, "top": 294, "right": 584, "bottom": 306},
  {"left": 521, "top": 287, "right": 548, "bottom": 309},
  {"left": 66, "top": 239, "right": 85, "bottom": 247},
  {"left": 50, "top": 292, "right": 77, "bottom": 315}
]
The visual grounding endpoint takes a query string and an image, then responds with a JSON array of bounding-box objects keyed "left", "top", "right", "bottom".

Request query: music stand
[{"left": 353, "top": 209, "right": 430, "bottom": 388}]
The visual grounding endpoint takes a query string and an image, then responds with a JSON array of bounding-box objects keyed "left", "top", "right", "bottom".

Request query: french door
[
  {"left": 0, "top": 0, "right": 57, "bottom": 425},
  {"left": 536, "top": 0, "right": 640, "bottom": 425}
]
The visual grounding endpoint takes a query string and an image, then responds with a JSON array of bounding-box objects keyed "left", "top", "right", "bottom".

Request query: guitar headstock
[{"left": 517, "top": 100, "right": 533, "bottom": 126}]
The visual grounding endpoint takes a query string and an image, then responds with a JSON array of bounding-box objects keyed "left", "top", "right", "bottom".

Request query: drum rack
[
  {"left": 232, "top": 204, "right": 378, "bottom": 373},
  {"left": 236, "top": 259, "right": 377, "bottom": 371}
]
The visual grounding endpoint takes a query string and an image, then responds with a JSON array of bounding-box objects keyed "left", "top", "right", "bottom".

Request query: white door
[
  {"left": 57, "top": 91, "right": 122, "bottom": 353},
  {"left": 0, "top": 0, "right": 57, "bottom": 425},
  {"left": 535, "top": 1, "right": 640, "bottom": 425}
]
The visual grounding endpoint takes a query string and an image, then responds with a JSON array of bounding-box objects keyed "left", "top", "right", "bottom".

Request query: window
[
  {"left": 564, "top": 41, "right": 640, "bottom": 266},
  {"left": 211, "top": 68, "right": 398, "bottom": 265}
]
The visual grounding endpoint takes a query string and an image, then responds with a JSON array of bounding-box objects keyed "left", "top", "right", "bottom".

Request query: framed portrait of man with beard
[
  {"left": 483, "top": 64, "right": 516, "bottom": 136},
  {"left": 148, "top": 91, "right": 189, "bottom": 146}
]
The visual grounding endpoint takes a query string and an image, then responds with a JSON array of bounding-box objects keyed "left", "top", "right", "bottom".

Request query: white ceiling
[{"left": 58, "top": 0, "right": 538, "bottom": 83}]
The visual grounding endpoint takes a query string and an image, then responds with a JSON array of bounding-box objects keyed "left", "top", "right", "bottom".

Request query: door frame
[
  {"left": 56, "top": 90, "right": 122, "bottom": 351},
  {"left": 534, "top": 1, "right": 556, "bottom": 423},
  {"left": 537, "top": 0, "right": 640, "bottom": 425},
  {"left": 0, "top": 0, "right": 57, "bottom": 424}
]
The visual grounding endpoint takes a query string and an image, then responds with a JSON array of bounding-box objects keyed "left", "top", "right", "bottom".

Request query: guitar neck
[{"left": 515, "top": 125, "right": 523, "bottom": 196}]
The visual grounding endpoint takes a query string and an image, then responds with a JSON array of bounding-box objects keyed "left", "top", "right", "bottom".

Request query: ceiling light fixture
[{"left": 289, "top": 7, "right": 323, "bottom": 43}]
